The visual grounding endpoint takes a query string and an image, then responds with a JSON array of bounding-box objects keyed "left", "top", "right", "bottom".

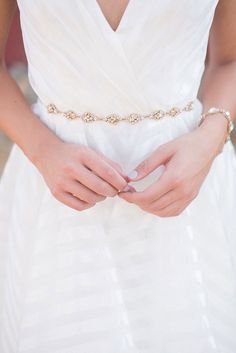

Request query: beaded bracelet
[{"left": 198, "top": 107, "right": 235, "bottom": 143}]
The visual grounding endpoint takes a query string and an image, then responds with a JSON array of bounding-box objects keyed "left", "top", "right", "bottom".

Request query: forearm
[
  {"left": 0, "top": 62, "right": 62, "bottom": 164},
  {"left": 196, "top": 60, "right": 236, "bottom": 154},
  {"left": 198, "top": 60, "right": 236, "bottom": 120}
]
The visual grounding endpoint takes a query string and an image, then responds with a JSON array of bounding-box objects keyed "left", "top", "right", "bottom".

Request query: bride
[{"left": 0, "top": 0, "right": 236, "bottom": 352}]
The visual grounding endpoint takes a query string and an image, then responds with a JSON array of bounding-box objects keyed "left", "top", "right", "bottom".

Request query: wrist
[
  {"left": 26, "top": 129, "right": 63, "bottom": 167},
  {"left": 196, "top": 113, "right": 229, "bottom": 156}
]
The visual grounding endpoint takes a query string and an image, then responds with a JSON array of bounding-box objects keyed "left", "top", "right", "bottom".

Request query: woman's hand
[
  {"left": 118, "top": 114, "right": 229, "bottom": 217},
  {"left": 34, "top": 140, "right": 130, "bottom": 212}
]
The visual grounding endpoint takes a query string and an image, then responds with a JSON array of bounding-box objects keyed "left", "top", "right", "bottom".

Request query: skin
[
  {"left": 96, "top": 0, "right": 130, "bottom": 31},
  {"left": 119, "top": 0, "right": 236, "bottom": 217},
  {"left": 0, "top": 0, "right": 235, "bottom": 216},
  {"left": 0, "top": 0, "right": 131, "bottom": 212}
]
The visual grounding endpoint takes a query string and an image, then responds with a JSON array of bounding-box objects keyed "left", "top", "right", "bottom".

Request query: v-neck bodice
[
  {"left": 3, "top": 4, "right": 236, "bottom": 353},
  {"left": 17, "top": 0, "right": 219, "bottom": 115},
  {"left": 94, "top": 0, "right": 133, "bottom": 33}
]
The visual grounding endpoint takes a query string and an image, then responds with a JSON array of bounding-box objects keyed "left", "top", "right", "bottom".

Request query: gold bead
[
  {"left": 168, "top": 107, "right": 180, "bottom": 117},
  {"left": 129, "top": 113, "right": 141, "bottom": 124},
  {"left": 63, "top": 111, "right": 77, "bottom": 120},
  {"left": 183, "top": 101, "right": 194, "bottom": 111},
  {"left": 152, "top": 110, "right": 165, "bottom": 120},
  {"left": 105, "top": 115, "right": 120, "bottom": 124},
  {"left": 47, "top": 103, "right": 59, "bottom": 114},
  {"left": 82, "top": 112, "right": 95, "bottom": 122}
]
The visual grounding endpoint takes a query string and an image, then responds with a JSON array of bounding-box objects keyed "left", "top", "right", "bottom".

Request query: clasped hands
[
  {"left": 117, "top": 119, "right": 227, "bottom": 217},
  {"left": 38, "top": 116, "right": 227, "bottom": 216}
]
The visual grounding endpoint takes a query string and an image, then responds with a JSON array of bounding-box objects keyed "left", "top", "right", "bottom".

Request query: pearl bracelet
[{"left": 198, "top": 107, "right": 235, "bottom": 143}]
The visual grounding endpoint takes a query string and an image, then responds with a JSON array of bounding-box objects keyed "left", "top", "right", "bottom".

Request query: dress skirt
[{"left": 0, "top": 97, "right": 236, "bottom": 353}]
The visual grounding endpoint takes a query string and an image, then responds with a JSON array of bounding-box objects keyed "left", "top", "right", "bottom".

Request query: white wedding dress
[{"left": 1, "top": 1, "right": 236, "bottom": 352}]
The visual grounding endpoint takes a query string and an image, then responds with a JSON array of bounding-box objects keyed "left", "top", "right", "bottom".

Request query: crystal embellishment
[{"left": 46, "top": 100, "right": 194, "bottom": 124}]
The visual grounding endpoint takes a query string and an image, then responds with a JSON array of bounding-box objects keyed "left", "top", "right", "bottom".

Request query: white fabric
[{"left": 1, "top": 1, "right": 236, "bottom": 352}]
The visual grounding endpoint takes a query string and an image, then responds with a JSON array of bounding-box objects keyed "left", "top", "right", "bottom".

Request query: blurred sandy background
[{"left": 1, "top": 7, "right": 236, "bottom": 176}]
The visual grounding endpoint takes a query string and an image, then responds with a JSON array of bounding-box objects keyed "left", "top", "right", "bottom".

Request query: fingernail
[
  {"left": 127, "top": 170, "right": 138, "bottom": 179},
  {"left": 127, "top": 185, "right": 136, "bottom": 192},
  {"left": 122, "top": 185, "right": 131, "bottom": 192}
]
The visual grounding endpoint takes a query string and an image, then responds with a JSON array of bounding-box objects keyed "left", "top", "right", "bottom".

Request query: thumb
[{"left": 127, "top": 144, "right": 174, "bottom": 181}]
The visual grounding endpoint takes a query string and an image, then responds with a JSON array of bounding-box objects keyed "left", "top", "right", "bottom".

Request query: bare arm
[
  {"left": 197, "top": 0, "right": 236, "bottom": 149},
  {"left": 0, "top": 0, "right": 129, "bottom": 211},
  {"left": 0, "top": 0, "right": 63, "bottom": 164},
  {"left": 119, "top": 0, "right": 236, "bottom": 216}
]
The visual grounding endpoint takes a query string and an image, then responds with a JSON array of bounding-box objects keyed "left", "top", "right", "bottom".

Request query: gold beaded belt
[{"left": 46, "top": 100, "right": 194, "bottom": 125}]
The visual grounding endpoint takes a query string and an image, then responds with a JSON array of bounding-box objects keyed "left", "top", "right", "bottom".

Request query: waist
[
  {"left": 39, "top": 98, "right": 199, "bottom": 125},
  {"left": 30, "top": 97, "right": 203, "bottom": 173}
]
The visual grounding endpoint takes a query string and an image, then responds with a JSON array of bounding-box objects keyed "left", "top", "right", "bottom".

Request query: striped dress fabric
[{"left": 1, "top": 0, "right": 236, "bottom": 352}]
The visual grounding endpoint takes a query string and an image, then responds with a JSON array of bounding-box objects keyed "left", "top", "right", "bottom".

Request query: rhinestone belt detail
[{"left": 46, "top": 100, "right": 194, "bottom": 125}]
